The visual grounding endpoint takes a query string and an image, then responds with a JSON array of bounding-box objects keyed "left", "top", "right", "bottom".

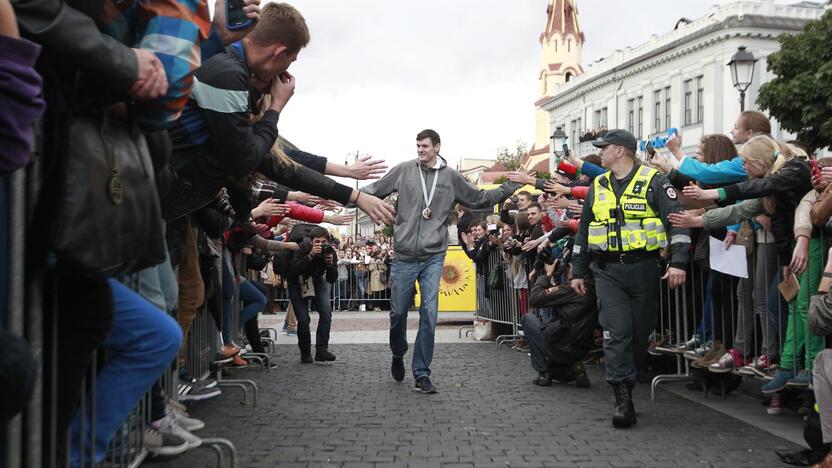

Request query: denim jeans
[
  {"left": 389, "top": 254, "right": 445, "bottom": 379},
  {"left": 355, "top": 271, "right": 368, "bottom": 307},
  {"left": 70, "top": 280, "right": 181, "bottom": 467},
  {"left": 221, "top": 257, "right": 266, "bottom": 345},
  {"left": 288, "top": 276, "right": 333, "bottom": 354},
  {"left": 694, "top": 271, "right": 718, "bottom": 342}
]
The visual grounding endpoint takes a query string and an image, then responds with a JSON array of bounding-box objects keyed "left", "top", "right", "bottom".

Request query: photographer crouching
[
  {"left": 287, "top": 227, "right": 338, "bottom": 364},
  {"left": 522, "top": 240, "right": 598, "bottom": 387}
]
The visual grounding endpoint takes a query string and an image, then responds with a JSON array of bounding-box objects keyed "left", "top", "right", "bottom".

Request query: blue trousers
[
  {"left": 70, "top": 280, "right": 181, "bottom": 467},
  {"left": 389, "top": 254, "right": 445, "bottom": 379},
  {"left": 220, "top": 259, "right": 266, "bottom": 345}
]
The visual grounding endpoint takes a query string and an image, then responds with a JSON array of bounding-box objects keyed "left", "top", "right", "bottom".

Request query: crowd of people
[
  {"left": 451, "top": 110, "right": 832, "bottom": 464},
  {"left": 2, "top": 0, "right": 832, "bottom": 465}
]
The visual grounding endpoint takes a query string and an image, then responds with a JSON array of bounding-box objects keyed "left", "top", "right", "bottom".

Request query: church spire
[{"left": 532, "top": 0, "right": 584, "bottom": 153}]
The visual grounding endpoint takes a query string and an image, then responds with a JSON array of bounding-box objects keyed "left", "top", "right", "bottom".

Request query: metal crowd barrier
[
  {"left": 648, "top": 229, "right": 827, "bottom": 403},
  {"left": 468, "top": 248, "right": 526, "bottom": 349},
  {"left": 264, "top": 261, "right": 393, "bottom": 312}
]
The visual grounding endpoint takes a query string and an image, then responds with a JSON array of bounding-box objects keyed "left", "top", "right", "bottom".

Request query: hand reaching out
[
  {"left": 506, "top": 171, "right": 536, "bottom": 185},
  {"left": 349, "top": 154, "right": 388, "bottom": 180},
  {"left": 667, "top": 210, "right": 705, "bottom": 228}
]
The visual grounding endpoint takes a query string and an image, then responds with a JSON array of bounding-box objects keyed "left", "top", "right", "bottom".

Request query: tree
[
  {"left": 493, "top": 175, "right": 508, "bottom": 184},
  {"left": 757, "top": 10, "right": 832, "bottom": 152},
  {"left": 381, "top": 223, "right": 394, "bottom": 238},
  {"left": 496, "top": 140, "right": 528, "bottom": 171}
]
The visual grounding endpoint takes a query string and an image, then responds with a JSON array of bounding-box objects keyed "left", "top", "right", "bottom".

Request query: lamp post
[
  {"left": 549, "top": 126, "right": 568, "bottom": 173},
  {"left": 727, "top": 46, "right": 758, "bottom": 112}
]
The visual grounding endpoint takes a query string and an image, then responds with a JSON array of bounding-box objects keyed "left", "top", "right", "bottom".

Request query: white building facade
[{"left": 541, "top": 1, "right": 830, "bottom": 158}]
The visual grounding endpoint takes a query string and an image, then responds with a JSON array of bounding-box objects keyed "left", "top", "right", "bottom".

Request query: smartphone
[{"left": 226, "top": 0, "right": 254, "bottom": 31}]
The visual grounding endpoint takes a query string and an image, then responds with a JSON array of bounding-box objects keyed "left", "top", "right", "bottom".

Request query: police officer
[{"left": 570, "top": 129, "right": 690, "bottom": 428}]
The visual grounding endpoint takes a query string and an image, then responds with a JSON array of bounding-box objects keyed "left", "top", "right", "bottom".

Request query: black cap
[{"left": 591, "top": 129, "right": 638, "bottom": 152}]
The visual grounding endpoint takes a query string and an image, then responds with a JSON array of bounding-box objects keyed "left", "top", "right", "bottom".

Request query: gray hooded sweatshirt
[{"left": 361, "top": 156, "right": 521, "bottom": 262}]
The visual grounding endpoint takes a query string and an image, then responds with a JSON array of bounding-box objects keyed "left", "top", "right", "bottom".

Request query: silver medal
[{"left": 422, "top": 208, "right": 431, "bottom": 219}]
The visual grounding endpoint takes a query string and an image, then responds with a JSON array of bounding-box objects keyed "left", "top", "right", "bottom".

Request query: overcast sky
[{"left": 266, "top": 0, "right": 758, "bottom": 185}]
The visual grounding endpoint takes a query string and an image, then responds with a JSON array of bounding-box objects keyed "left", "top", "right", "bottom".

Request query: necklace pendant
[{"left": 422, "top": 208, "right": 432, "bottom": 219}]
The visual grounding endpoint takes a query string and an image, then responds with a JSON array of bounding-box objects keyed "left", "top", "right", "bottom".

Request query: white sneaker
[
  {"left": 165, "top": 406, "right": 205, "bottom": 432},
  {"left": 359, "top": 305, "right": 366, "bottom": 312},
  {"left": 155, "top": 414, "right": 202, "bottom": 449}
]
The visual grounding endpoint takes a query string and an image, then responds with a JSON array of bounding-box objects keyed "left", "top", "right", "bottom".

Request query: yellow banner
[{"left": 414, "top": 245, "right": 476, "bottom": 313}]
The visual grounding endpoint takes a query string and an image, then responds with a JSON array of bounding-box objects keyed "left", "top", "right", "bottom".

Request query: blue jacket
[{"left": 678, "top": 156, "right": 747, "bottom": 185}]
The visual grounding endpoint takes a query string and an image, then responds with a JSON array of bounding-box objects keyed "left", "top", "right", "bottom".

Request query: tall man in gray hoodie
[{"left": 361, "top": 129, "right": 523, "bottom": 393}]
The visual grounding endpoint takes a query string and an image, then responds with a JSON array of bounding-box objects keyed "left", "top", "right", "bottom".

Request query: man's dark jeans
[{"left": 288, "top": 276, "right": 333, "bottom": 354}]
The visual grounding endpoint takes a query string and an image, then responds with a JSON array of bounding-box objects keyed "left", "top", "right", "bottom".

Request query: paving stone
[{"left": 144, "top": 343, "right": 801, "bottom": 468}]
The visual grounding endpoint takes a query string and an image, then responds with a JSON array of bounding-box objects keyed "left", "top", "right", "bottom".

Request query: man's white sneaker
[
  {"left": 165, "top": 406, "right": 205, "bottom": 432},
  {"left": 155, "top": 414, "right": 202, "bottom": 449}
]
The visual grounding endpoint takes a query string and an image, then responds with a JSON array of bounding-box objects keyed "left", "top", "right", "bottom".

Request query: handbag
[
  {"left": 51, "top": 108, "right": 165, "bottom": 277},
  {"left": 734, "top": 221, "right": 755, "bottom": 256},
  {"left": 811, "top": 184, "right": 832, "bottom": 227},
  {"left": 487, "top": 263, "right": 505, "bottom": 290}
]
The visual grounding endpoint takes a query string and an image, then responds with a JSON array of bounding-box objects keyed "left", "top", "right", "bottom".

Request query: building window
[
  {"left": 601, "top": 107, "right": 608, "bottom": 128},
  {"left": 637, "top": 96, "right": 644, "bottom": 138},
  {"left": 565, "top": 72, "right": 572, "bottom": 82},
  {"left": 577, "top": 117, "right": 582, "bottom": 136},
  {"left": 568, "top": 39, "right": 572, "bottom": 52},
  {"left": 627, "top": 99, "right": 635, "bottom": 134},
  {"left": 684, "top": 79, "right": 692, "bottom": 126},
  {"left": 570, "top": 119, "right": 577, "bottom": 145},
  {"left": 654, "top": 90, "right": 661, "bottom": 132},
  {"left": 696, "top": 76, "right": 704, "bottom": 124},
  {"left": 664, "top": 86, "right": 672, "bottom": 131}
]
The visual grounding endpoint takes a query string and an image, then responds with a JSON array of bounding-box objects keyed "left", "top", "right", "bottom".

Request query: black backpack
[{"left": 272, "top": 223, "right": 319, "bottom": 277}]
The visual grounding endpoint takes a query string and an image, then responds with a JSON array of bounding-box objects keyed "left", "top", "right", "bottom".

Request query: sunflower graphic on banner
[{"left": 415, "top": 246, "right": 476, "bottom": 313}]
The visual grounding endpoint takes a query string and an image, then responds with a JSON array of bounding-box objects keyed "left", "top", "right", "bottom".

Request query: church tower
[{"left": 532, "top": 0, "right": 584, "bottom": 153}]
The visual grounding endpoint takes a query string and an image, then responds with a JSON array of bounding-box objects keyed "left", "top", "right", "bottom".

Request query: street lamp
[
  {"left": 552, "top": 126, "right": 568, "bottom": 157},
  {"left": 727, "top": 46, "right": 758, "bottom": 111}
]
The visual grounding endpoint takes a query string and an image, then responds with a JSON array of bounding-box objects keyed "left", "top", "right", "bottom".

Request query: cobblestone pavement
[{"left": 147, "top": 339, "right": 802, "bottom": 468}]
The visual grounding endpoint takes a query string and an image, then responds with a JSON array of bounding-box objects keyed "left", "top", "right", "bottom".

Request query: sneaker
[
  {"left": 155, "top": 414, "right": 202, "bottom": 449},
  {"left": 709, "top": 348, "right": 744, "bottom": 373},
  {"left": 179, "top": 386, "right": 221, "bottom": 402},
  {"left": 300, "top": 353, "right": 313, "bottom": 364},
  {"left": 286, "top": 329, "right": 297, "bottom": 337},
  {"left": 359, "top": 305, "right": 366, "bottom": 312},
  {"left": 676, "top": 336, "right": 701, "bottom": 354},
  {"left": 414, "top": 376, "right": 438, "bottom": 394},
  {"left": 219, "top": 345, "right": 240, "bottom": 358},
  {"left": 373, "top": 307, "right": 381, "bottom": 312},
  {"left": 143, "top": 427, "right": 188, "bottom": 457},
  {"left": 691, "top": 342, "right": 724, "bottom": 369},
  {"left": 315, "top": 350, "right": 337, "bottom": 362},
  {"left": 684, "top": 340, "right": 712, "bottom": 360},
  {"left": 787, "top": 370, "right": 812, "bottom": 388},
  {"left": 167, "top": 399, "right": 188, "bottom": 413},
  {"left": 532, "top": 372, "right": 552, "bottom": 387},
  {"left": 165, "top": 407, "right": 205, "bottom": 432},
  {"left": 391, "top": 356, "right": 405, "bottom": 382},
  {"left": 762, "top": 369, "right": 795, "bottom": 394},
  {"left": 739, "top": 354, "right": 770, "bottom": 377},
  {"left": 228, "top": 355, "right": 248, "bottom": 368},
  {"left": 767, "top": 392, "right": 785, "bottom": 415}
]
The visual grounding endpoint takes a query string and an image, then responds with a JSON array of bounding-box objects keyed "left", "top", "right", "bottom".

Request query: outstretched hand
[
  {"left": 349, "top": 154, "right": 388, "bottom": 180},
  {"left": 667, "top": 210, "right": 705, "bottom": 228},
  {"left": 356, "top": 192, "right": 395, "bottom": 225},
  {"left": 507, "top": 171, "right": 536, "bottom": 185}
]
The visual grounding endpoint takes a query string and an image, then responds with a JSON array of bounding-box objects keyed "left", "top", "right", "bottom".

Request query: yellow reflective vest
[{"left": 587, "top": 166, "right": 668, "bottom": 252}]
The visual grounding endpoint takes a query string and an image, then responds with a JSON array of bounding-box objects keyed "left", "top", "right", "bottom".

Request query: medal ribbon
[{"left": 419, "top": 165, "right": 439, "bottom": 212}]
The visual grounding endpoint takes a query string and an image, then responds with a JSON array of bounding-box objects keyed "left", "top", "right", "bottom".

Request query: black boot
[
  {"left": 532, "top": 372, "right": 552, "bottom": 386},
  {"left": 574, "top": 361, "right": 591, "bottom": 388},
  {"left": 612, "top": 382, "right": 637, "bottom": 428}
]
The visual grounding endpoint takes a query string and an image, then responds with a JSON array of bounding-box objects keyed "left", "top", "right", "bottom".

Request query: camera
[
  {"left": 321, "top": 242, "right": 336, "bottom": 256},
  {"left": 487, "top": 223, "right": 500, "bottom": 236}
]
